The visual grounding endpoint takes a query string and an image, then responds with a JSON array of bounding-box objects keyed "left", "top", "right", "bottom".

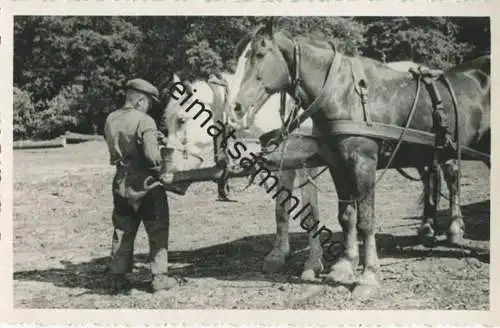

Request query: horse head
[
  {"left": 160, "top": 73, "right": 208, "bottom": 173},
  {"left": 227, "top": 18, "right": 298, "bottom": 130}
]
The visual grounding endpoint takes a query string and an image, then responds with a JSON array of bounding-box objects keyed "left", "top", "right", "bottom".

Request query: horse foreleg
[
  {"left": 352, "top": 153, "right": 379, "bottom": 298},
  {"left": 262, "top": 169, "right": 296, "bottom": 273},
  {"left": 298, "top": 167, "right": 323, "bottom": 281},
  {"left": 442, "top": 160, "right": 464, "bottom": 245},
  {"left": 325, "top": 166, "right": 358, "bottom": 286}
]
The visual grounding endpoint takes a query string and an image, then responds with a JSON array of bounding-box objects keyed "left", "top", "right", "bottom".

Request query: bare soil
[{"left": 13, "top": 141, "right": 490, "bottom": 309}]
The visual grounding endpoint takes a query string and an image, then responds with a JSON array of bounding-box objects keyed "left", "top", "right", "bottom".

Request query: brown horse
[{"left": 229, "top": 20, "right": 490, "bottom": 297}]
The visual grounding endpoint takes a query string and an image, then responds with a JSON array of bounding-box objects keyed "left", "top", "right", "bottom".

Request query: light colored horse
[{"left": 162, "top": 69, "right": 324, "bottom": 280}]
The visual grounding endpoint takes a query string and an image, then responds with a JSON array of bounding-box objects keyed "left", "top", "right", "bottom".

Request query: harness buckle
[{"left": 380, "top": 139, "right": 396, "bottom": 158}]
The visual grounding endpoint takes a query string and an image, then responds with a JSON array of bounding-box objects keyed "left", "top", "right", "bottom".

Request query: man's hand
[
  {"left": 157, "top": 131, "right": 168, "bottom": 146},
  {"left": 158, "top": 172, "right": 174, "bottom": 185}
]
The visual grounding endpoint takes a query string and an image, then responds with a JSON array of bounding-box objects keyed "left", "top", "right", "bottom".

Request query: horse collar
[{"left": 269, "top": 41, "right": 343, "bottom": 149}]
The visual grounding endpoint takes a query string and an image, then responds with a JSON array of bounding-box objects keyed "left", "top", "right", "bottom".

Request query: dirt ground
[{"left": 13, "top": 140, "right": 490, "bottom": 309}]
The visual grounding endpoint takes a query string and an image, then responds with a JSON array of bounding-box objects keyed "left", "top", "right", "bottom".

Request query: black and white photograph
[{"left": 10, "top": 14, "right": 491, "bottom": 313}]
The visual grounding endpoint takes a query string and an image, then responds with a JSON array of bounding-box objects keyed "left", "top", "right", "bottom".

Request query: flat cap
[{"left": 125, "top": 78, "right": 160, "bottom": 102}]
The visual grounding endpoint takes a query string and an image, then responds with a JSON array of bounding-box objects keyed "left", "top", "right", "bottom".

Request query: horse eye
[
  {"left": 177, "top": 117, "right": 186, "bottom": 125},
  {"left": 256, "top": 52, "right": 265, "bottom": 59}
]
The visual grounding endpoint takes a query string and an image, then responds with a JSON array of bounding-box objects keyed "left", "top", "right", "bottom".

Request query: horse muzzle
[
  {"left": 161, "top": 145, "right": 204, "bottom": 172},
  {"left": 226, "top": 103, "right": 256, "bottom": 131}
]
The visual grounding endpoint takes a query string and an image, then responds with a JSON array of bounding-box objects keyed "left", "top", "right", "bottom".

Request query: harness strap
[
  {"left": 350, "top": 57, "right": 371, "bottom": 124},
  {"left": 279, "top": 91, "right": 287, "bottom": 124},
  {"left": 207, "top": 77, "right": 232, "bottom": 200},
  {"left": 279, "top": 40, "right": 302, "bottom": 131},
  {"left": 409, "top": 66, "right": 453, "bottom": 148},
  {"left": 396, "top": 168, "right": 422, "bottom": 182},
  {"left": 411, "top": 66, "right": 453, "bottom": 220},
  {"left": 315, "top": 120, "right": 488, "bottom": 163},
  {"left": 207, "top": 80, "right": 226, "bottom": 162}
]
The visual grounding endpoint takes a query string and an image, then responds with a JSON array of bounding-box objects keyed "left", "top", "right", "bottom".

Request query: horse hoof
[
  {"left": 419, "top": 235, "right": 437, "bottom": 247},
  {"left": 151, "top": 276, "right": 177, "bottom": 293},
  {"left": 350, "top": 271, "right": 378, "bottom": 300},
  {"left": 303, "top": 259, "right": 324, "bottom": 276},
  {"left": 263, "top": 249, "right": 288, "bottom": 273},
  {"left": 351, "top": 283, "right": 378, "bottom": 300},
  {"left": 447, "top": 230, "right": 464, "bottom": 246},
  {"left": 418, "top": 223, "right": 436, "bottom": 247},
  {"left": 300, "top": 269, "right": 316, "bottom": 281},
  {"left": 447, "top": 216, "right": 465, "bottom": 246},
  {"left": 325, "top": 259, "right": 356, "bottom": 285}
]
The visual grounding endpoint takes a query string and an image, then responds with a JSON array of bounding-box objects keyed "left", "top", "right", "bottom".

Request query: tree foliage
[
  {"left": 14, "top": 16, "right": 142, "bottom": 137},
  {"left": 13, "top": 16, "right": 489, "bottom": 140},
  {"left": 13, "top": 87, "right": 35, "bottom": 140},
  {"left": 361, "top": 17, "right": 473, "bottom": 68},
  {"left": 278, "top": 16, "right": 366, "bottom": 55}
]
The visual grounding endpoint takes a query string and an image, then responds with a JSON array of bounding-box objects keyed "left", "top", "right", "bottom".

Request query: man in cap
[{"left": 104, "top": 78, "right": 176, "bottom": 294}]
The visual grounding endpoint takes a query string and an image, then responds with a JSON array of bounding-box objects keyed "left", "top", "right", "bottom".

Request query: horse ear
[
  {"left": 173, "top": 73, "right": 181, "bottom": 83},
  {"left": 263, "top": 16, "right": 275, "bottom": 36},
  {"left": 235, "top": 33, "right": 252, "bottom": 58}
]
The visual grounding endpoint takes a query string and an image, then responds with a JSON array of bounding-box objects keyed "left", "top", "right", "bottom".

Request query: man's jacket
[{"left": 104, "top": 106, "right": 163, "bottom": 211}]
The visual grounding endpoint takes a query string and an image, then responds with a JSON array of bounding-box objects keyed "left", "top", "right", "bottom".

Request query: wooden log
[
  {"left": 64, "top": 131, "right": 104, "bottom": 144},
  {"left": 166, "top": 156, "right": 327, "bottom": 185},
  {"left": 13, "top": 136, "right": 67, "bottom": 150}
]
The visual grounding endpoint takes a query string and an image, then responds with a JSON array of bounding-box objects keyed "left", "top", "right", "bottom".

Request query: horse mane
[
  {"left": 270, "top": 30, "right": 337, "bottom": 68},
  {"left": 234, "top": 21, "right": 269, "bottom": 59},
  {"left": 276, "top": 30, "right": 410, "bottom": 80},
  {"left": 270, "top": 28, "right": 336, "bottom": 52},
  {"left": 235, "top": 33, "right": 252, "bottom": 59},
  {"left": 295, "top": 34, "right": 336, "bottom": 51}
]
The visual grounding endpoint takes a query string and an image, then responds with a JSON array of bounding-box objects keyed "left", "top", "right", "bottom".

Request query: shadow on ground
[
  {"left": 14, "top": 200, "right": 489, "bottom": 295},
  {"left": 403, "top": 199, "right": 490, "bottom": 241}
]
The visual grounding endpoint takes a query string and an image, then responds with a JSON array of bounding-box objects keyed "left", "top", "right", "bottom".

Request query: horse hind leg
[
  {"left": 262, "top": 169, "right": 296, "bottom": 273},
  {"left": 442, "top": 160, "right": 464, "bottom": 245},
  {"left": 297, "top": 167, "right": 323, "bottom": 281},
  {"left": 417, "top": 165, "right": 440, "bottom": 246}
]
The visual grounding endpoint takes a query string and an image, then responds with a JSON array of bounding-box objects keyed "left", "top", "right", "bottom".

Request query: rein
[
  {"left": 263, "top": 40, "right": 343, "bottom": 150},
  {"left": 251, "top": 39, "right": 341, "bottom": 192},
  {"left": 270, "top": 40, "right": 327, "bottom": 192},
  {"left": 263, "top": 36, "right": 466, "bottom": 207},
  {"left": 207, "top": 76, "right": 235, "bottom": 198}
]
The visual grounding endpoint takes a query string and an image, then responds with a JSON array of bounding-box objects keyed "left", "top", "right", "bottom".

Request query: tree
[
  {"left": 131, "top": 16, "right": 255, "bottom": 84},
  {"left": 277, "top": 16, "right": 366, "bottom": 55},
  {"left": 13, "top": 87, "right": 35, "bottom": 140},
  {"left": 14, "top": 16, "right": 143, "bottom": 136},
  {"left": 361, "top": 17, "right": 472, "bottom": 68},
  {"left": 13, "top": 16, "right": 489, "bottom": 140},
  {"left": 452, "top": 17, "right": 490, "bottom": 59}
]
